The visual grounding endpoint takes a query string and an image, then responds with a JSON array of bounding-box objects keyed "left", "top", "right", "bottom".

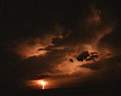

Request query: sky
[{"left": 0, "top": 0, "right": 121, "bottom": 95}]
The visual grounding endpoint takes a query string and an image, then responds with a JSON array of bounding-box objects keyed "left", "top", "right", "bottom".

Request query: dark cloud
[{"left": 1, "top": 0, "right": 121, "bottom": 93}]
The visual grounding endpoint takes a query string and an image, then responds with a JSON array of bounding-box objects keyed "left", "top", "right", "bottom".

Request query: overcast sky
[{"left": 1, "top": 0, "right": 121, "bottom": 94}]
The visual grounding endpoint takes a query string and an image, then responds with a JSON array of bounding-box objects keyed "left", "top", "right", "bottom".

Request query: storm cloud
[{"left": 1, "top": 0, "right": 121, "bottom": 91}]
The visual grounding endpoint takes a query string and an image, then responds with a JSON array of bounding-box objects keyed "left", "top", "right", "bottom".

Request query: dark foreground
[{"left": 2, "top": 85, "right": 121, "bottom": 96}]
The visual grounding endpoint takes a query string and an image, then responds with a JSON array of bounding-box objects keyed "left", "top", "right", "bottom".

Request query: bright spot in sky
[{"left": 37, "top": 80, "right": 47, "bottom": 90}]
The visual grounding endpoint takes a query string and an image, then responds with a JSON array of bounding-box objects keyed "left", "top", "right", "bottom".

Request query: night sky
[{"left": 1, "top": 0, "right": 121, "bottom": 96}]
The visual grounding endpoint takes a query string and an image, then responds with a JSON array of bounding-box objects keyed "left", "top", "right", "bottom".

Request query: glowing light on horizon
[{"left": 37, "top": 80, "right": 47, "bottom": 90}]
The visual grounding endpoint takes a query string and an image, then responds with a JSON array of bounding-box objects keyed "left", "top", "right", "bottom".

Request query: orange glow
[
  {"left": 28, "top": 80, "right": 48, "bottom": 90},
  {"left": 15, "top": 43, "right": 48, "bottom": 58},
  {"left": 37, "top": 80, "right": 47, "bottom": 90},
  {"left": 27, "top": 79, "right": 58, "bottom": 89}
]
